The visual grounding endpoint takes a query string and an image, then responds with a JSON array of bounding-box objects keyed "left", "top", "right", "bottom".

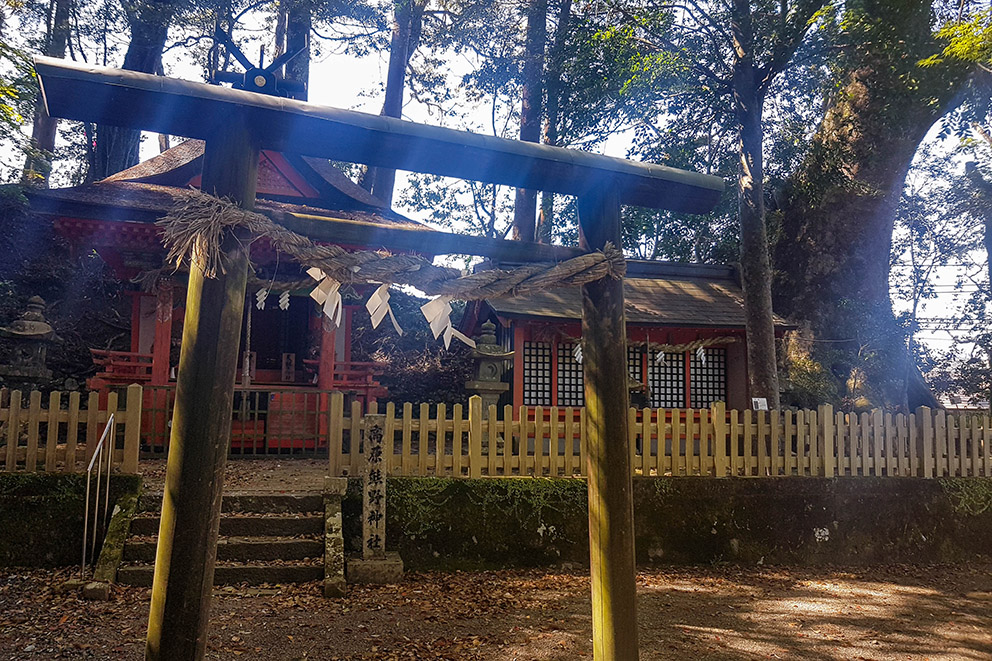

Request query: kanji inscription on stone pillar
[{"left": 362, "top": 415, "right": 387, "bottom": 560}]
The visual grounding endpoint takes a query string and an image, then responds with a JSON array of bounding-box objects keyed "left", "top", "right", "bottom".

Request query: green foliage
[
  {"left": 939, "top": 478, "right": 992, "bottom": 516},
  {"left": 348, "top": 287, "right": 474, "bottom": 406},
  {"left": 0, "top": 186, "right": 131, "bottom": 387},
  {"left": 0, "top": 41, "right": 35, "bottom": 181},
  {"left": 923, "top": 9, "right": 992, "bottom": 69},
  {"left": 782, "top": 333, "right": 840, "bottom": 408}
]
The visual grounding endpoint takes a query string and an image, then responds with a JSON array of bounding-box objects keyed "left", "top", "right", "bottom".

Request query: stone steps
[
  {"left": 137, "top": 492, "right": 324, "bottom": 515},
  {"left": 118, "top": 490, "right": 326, "bottom": 587},
  {"left": 129, "top": 513, "right": 324, "bottom": 537},
  {"left": 124, "top": 537, "right": 324, "bottom": 563},
  {"left": 117, "top": 562, "right": 324, "bottom": 587}
]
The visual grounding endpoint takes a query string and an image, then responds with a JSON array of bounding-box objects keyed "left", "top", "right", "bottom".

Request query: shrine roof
[
  {"left": 28, "top": 139, "right": 424, "bottom": 230},
  {"left": 484, "top": 261, "right": 790, "bottom": 329}
]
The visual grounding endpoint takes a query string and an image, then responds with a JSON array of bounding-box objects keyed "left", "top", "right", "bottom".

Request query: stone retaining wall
[
  {"left": 344, "top": 477, "right": 992, "bottom": 569},
  {"left": 0, "top": 473, "right": 142, "bottom": 567}
]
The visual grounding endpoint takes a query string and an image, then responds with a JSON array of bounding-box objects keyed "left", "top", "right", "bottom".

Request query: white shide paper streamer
[
  {"left": 307, "top": 267, "right": 343, "bottom": 328},
  {"left": 420, "top": 296, "right": 476, "bottom": 349},
  {"left": 365, "top": 283, "right": 403, "bottom": 336}
]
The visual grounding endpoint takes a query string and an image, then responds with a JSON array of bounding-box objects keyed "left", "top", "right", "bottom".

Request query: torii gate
[{"left": 35, "top": 56, "right": 723, "bottom": 661}]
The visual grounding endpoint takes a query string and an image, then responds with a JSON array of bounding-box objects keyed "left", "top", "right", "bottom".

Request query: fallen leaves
[{"left": 3, "top": 564, "right": 992, "bottom": 659}]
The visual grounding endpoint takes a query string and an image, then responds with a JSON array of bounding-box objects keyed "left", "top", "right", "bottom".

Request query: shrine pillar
[
  {"left": 318, "top": 321, "right": 336, "bottom": 391},
  {"left": 317, "top": 319, "right": 336, "bottom": 446},
  {"left": 151, "top": 284, "right": 173, "bottom": 386}
]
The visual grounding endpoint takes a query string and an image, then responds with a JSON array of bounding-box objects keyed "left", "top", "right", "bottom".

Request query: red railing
[
  {"left": 88, "top": 349, "right": 153, "bottom": 388},
  {"left": 141, "top": 385, "right": 345, "bottom": 455},
  {"left": 302, "top": 359, "right": 387, "bottom": 402}
]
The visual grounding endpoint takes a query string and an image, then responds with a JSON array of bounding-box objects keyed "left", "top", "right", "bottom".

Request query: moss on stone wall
[
  {"left": 0, "top": 473, "right": 142, "bottom": 567},
  {"left": 343, "top": 476, "right": 992, "bottom": 570}
]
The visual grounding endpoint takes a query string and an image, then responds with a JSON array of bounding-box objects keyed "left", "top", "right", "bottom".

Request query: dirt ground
[
  {"left": 3, "top": 563, "right": 992, "bottom": 660},
  {"left": 139, "top": 457, "right": 330, "bottom": 492},
  {"left": 7, "top": 460, "right": 989, "bottom": 659}
]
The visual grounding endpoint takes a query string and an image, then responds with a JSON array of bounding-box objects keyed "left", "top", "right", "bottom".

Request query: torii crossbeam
[{"left": 35, "top": 56, "right": 723, "bottom": 661}]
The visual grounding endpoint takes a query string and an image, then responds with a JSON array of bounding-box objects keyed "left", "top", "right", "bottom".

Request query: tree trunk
[
  {"left": 537, "top": 0, "right": 570, "bottom": 243},
  {"left": 512, "top": 0, "right": 547, "bottom": 242},
  {"left": 732, "top": 0, "right": 780, "bottom": 408},
  {"left": 91, "top": 0, "right": 176, "bottom": 181},
  {"left": 285, "top": 0, "right": 310, "bottom": 101},
  {"left": 274, "top": 2, "right": 288, "bottom": 59},
  {"left": 772, "top": 0, "right": 970, "bottom": 406},
  {"left": 22, "top": 0, "right": 71, "bottom": 185},
  {"left": 365, "top": 0, "right": 425, "bottom": 206}
]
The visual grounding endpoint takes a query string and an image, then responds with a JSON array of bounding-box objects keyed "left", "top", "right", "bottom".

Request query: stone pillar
[
  {"left": 346, "top": 414, "right": 403, "bottom": 583},
  {"left": 363, "top": 415, "right": 386, "bottom": 559},
  {"left": 322, "top": 476, "right": 348, "bottom": 597}
]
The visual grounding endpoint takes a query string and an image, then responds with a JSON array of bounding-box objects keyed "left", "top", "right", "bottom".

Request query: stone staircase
[{"left": 117, "top": 491, "right": 326, "bottom": 587}]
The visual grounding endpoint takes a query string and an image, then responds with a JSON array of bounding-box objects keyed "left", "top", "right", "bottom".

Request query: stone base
[
  {"left": 82, "top": 581, "right": 110, "bottom": 601},
  {"left": 60, "top": 578, "right": 88, "bottom": 594},
  {"left": 323, "top": 577, "right": 347, "bottom": 597},
  {"left": 346, "top": 553, "right": 404, "bottom": 584}
]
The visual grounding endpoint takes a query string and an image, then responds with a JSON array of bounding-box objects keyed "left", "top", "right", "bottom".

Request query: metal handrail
[{"left": 81, "top": 413, "right": 115, "bottom": 577}]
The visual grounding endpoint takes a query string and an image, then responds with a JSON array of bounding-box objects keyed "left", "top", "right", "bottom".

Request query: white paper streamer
[
  {"left": 696, "top": 346, "right": 706, "bottom": 366},
  {"left": 420, "top": 296, "right": 476, "bottom": 350},
  {"left": 573, "top": 343, "right": 583, "bottom": 364},
  {"left": 278, "top": 290, "right": 290, "bottom": 310},
  {"left": 255, "top": 288, "right": 268, "bottom": 310},
  {"left": 365, "top": 283, "right": 403, "bottom": 336},
  {"left": 308, "top": 267, "right": 343, "bottom": 328},
  {"left": 655, "top": 351, "right": 667, "bottom": 367}
]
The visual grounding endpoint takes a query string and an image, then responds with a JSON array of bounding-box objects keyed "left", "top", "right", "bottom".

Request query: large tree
[
  {"left": 22, "top": 0, "right": 72, "bottom": 185},
  {"left": 90, "top": 0, "right": 180, "bottom": 181},
  {"left": 771, "top": 0, "right": 977, "bottom": 407},
  {"left": 615, "top": 0, "right": 827, "bottom": 408},
  {"left": 511, "top": 0, "right": 547, "bottom": 241},
  {"left": 362, "top": 0, "right": 426, "bottom": 206}
]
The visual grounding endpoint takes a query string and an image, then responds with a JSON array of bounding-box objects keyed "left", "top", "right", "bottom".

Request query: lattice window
[
  {"left": 557, "top": 342, "right": 584, "bottom": 407},
  {"left": 523, "top": 341, "right": 552, "bottom": 406},
  {"left": 689, "top": 348, "right": 727, "bottom": 408},
  {"left": 648, "top": 351, "right": 685, "bottom": 409},
  {"left": 627, "top": 346, "right": 643, "bottom": 385}
]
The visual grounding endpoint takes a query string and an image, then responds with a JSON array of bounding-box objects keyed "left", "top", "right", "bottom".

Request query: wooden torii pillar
[
  {"left": 578, "top": 187, "right": 638, "bottom": 658},
  {"left": 144, "top": 117, "right": 259, "bottom": 659},
  {"left": 34, "top": 56, "right": 723, "bottom": 661}
]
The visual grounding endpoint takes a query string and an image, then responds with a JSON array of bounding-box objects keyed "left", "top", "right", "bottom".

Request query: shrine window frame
[{"left": 515, "top": 327, "right": 728, "bottom": 409}]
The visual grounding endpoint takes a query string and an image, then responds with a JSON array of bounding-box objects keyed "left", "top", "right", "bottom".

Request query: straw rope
[
  {"left": 157, "top": 190, "right": 625, "bottom": 299},
  {"left": 647, "top": 336, "right": 738, "bottom": 353},
  {"left": 559, "top": 334, "right": 738, "bottom": 353}
]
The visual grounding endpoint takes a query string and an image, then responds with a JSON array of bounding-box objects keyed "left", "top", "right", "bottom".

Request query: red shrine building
[
  {"left": 29, "top": 137, "right": 788, "bottom": 452},
  {"left": 28, "top": 139, "right": 425, "bottom": 450},
  {"left": 462, "top": 260, "right": 791, "bottom": 412}
]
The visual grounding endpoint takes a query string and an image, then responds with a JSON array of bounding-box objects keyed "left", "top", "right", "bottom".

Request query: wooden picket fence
[
  {"left": 329, "top": 395, "right": 992, "bottom": 479},
  {"left": 3, "top": 386, "right": 989, "bottom": 479},
  {"left": 0, "top": 385, "right": 142, "bottom": 473}
]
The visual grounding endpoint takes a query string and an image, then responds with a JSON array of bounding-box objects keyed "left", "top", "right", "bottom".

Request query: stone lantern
[
  {"left": 465, "top": 320, "right": 512, "bottom": 412},
  {"left": 0, "top": 296, "right": 57, "bottom": 386}
]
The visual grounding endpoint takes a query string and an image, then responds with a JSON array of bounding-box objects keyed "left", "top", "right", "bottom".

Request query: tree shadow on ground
[{"left": 2, "top": 564, "right": 991, "bottom": 659}]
